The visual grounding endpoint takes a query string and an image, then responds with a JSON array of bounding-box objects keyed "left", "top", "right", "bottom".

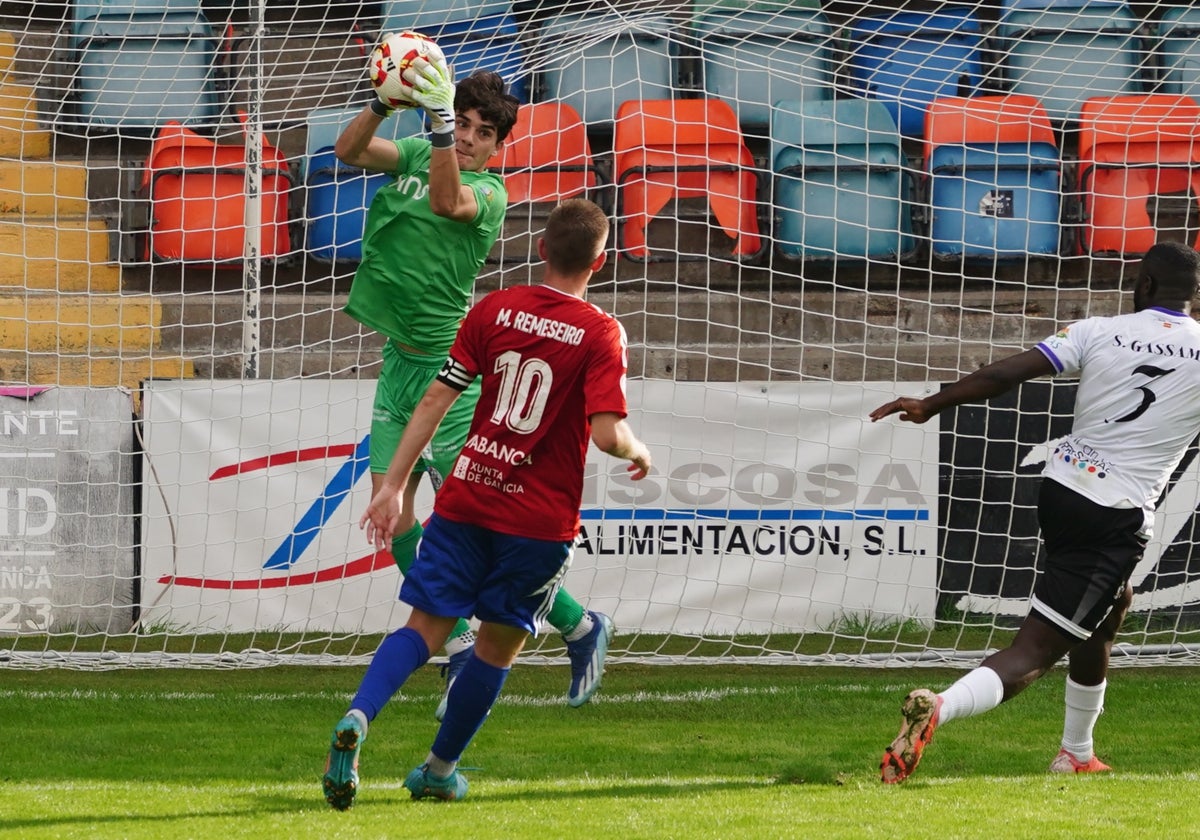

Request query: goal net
[{"left": 2, "top": 0, "right": 1200, "bottom": 669}]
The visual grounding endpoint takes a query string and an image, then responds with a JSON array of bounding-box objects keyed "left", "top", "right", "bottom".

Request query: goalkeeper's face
[{"left": 455, "top": 109, "right": 502, "bottom": 173}]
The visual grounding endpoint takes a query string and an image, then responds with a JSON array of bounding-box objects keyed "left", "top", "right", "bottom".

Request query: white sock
[
  {"left": 425, "top": 752, "right": 457, "bottom": 779},
  {"left": 563, "top": 611, "right": 594, "bottom": 643},
  {"left": 346, "top": 708, "right": 368, "bottom": 736},
  {"left": 1061, "top": 677, "right": 1106, "bottom": 761},
  {"left": 937, "top": 666, "right": 1005, "bottom": 724}
]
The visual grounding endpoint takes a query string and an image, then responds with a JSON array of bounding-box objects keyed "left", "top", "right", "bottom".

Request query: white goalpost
[{"left": 2, "top": 0, "right": 1200, "bottom": 670}]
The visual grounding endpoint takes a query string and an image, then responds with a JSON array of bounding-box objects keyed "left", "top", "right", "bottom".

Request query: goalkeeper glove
[{"left": 409, "top": 59, "right": 456, "bottom": 134}]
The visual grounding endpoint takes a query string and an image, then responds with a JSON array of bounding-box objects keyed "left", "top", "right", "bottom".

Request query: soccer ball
[{"left": 369, "top": 31, "right": 445, "bottom": 110}]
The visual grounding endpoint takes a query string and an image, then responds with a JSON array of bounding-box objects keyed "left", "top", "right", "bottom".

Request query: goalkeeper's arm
[
  {"left": 409, "top": 59, "right": 480, "bottom": 222},
  {"left": 333, "top": 104, "right": 402, "bottom": 173}
]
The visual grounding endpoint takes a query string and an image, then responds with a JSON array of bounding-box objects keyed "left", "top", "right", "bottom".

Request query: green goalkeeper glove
[{"left": 410, "top": 59, "right": 456, "bottom": 135}]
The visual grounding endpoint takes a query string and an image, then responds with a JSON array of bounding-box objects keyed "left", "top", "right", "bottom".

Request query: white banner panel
[
  {"left": 141, "top": 380, "right": 938, "bottom": 634},
  {"left": 140, "top": 380, "right": 431, "bottom": 633},
  {"left": 576, "top": 381, "right": 939, "bottom": 633},
  {"left": 0, "top": 387, "right": 134, "bottom": 635}
]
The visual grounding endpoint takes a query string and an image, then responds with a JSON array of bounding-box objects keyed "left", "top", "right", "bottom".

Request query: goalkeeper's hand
[{"left": 408, "top": 58, "right": 456, "bottom": 134}]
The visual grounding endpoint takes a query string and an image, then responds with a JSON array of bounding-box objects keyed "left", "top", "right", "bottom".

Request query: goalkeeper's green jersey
[{"left": 344, "top": 136, "right": 507, "bottom": 355}]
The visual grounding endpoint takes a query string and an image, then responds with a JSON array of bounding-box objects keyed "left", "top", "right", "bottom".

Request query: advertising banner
[
  {"left": 140, "top": 380, "right": 939, "bottom": 634},
  {"left": 575, "top": 381, "right": 940, "bottom": 633},
  {"left": 0, "top": 387, "right": 134, "bottom": 634},
  {"left": 140, "top": 380, "right": 417, "bottom": 633}
]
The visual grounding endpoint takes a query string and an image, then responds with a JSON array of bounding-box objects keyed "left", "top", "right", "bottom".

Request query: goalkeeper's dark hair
[
  {"left": 454, "top": 70, "right": 519, "bottom": 143},
  {"left": 543, "top": 199, "right": 609, "bottom": 275}
]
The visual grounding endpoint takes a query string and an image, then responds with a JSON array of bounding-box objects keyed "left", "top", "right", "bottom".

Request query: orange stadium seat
[
  {"left": 493, "top": 102, "right": 598, "bottom": 205},
  {"left": 142, "top": 115, "right": 293, "bottom": 265},
  {"left": 613, "top": 98, "right": 762, "bottom": 262},
  {"left": 1077, "top": 94, "right": 1200, "bottom": 256}
]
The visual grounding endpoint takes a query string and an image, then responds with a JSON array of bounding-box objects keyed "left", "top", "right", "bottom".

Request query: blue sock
[
  {"left": 430, "top": 653, "right": 509, "bottom": 763},
  {"left": 350, "top": 627, "right": 430, "bottom": 721}
]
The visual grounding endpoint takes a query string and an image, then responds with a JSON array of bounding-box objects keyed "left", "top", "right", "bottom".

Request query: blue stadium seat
[
  {"left": 380, "top": 0, "right": 529, "bottom": 101},
  {"left": 534, "top": 10, "right": 681, "bottom": 128},
  {"left": 771, "top": 99, "right": 915, "bottom": 261},
  {"left": 304, "top": 105, "right": 425, "bottom": 263},
  {"left": 75, "top": 0, "right": 201, "bottom": 17},
  {"left": 843, "top": 6, "right": 984, "bottom": 137},
  {"left": 924, "top": 94, "right": 1061, "bottom": 259},
  {"left": 66, "top": 0, "right": 222, "bottom": 133},
  {"left": 995, "top": 0, "right": 1145, "bottom": 126},
  {"left": 382, "top": 0, "right": 507, "bottom": 32},
  {"left": 1158, "top": 6, "right": 1200, "bottom": 100},
  {"left": 691, "top": 5, "right": 833, "bottom": 131}
]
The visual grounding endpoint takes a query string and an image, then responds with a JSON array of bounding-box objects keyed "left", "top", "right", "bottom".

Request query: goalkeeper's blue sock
[
  {"left": 428, "top": 653, "right": 509, "bottom": 767},
  {"left": 350, "top": 627, "right": 430, "bottom": 721}
]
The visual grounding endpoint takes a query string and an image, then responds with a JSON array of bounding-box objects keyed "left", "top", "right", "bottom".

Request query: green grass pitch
[{"left": 4, "top": 663, "right": 1199, "bottom": 839}]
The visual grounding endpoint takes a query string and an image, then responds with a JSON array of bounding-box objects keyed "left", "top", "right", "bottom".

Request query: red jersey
[{"left": 433, "top": 283, "right": 630, "bottom": 540}]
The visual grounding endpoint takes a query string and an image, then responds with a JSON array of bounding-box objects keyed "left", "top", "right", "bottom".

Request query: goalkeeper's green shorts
[{"left": 370, "top": 339, "right": 480, "bottom": 486}]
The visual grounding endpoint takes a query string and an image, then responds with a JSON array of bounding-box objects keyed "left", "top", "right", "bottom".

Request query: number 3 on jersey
[
  {"left": 490, "top": 350, "right": 553, "bottom": 433},
  {"left": 1110, "top": 364, "right": 1174, "bottom": 424}
]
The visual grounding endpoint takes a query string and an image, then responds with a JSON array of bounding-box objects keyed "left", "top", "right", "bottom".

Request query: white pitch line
[{"left": 0, "top": 681, "right": 911, "bottom": 706}]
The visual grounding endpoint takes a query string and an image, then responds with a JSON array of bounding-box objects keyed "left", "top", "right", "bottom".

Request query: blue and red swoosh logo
[{"left": 158, "top": 434, "right": 393, "bottom": 589}]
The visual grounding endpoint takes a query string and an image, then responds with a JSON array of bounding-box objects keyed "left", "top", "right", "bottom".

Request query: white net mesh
[{"left": 1, "top": 0, "right": 1200, "bottom": 669}]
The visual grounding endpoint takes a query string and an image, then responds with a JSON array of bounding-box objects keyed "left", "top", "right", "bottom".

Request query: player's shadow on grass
[
  {"left": 0, "top": 809, "right": 278, "bottom": 834},
  {"left": 470, "top": 778, "right": 776, "bottom": 803},
  {"left": 249, "top": 777, "right": 783, "bottom": 811}
]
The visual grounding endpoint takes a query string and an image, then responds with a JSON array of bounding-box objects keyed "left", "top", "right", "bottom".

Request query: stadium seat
[
  {"left": 226, "top": 20, "right": 370, "bottom": 131},
  {"left": 691, "top": 4, "right": 833, "bottom": 131},
  {"left": 142, "top": 114, "right": 293, "bottom": 264},
  {"left": 924, "top": 94, "right": 1061, "bottom": 259},
  {"left": 492, "top": 102, "right": 598, "bottom": 205},
  {"left": 612, "top": 98, "right": 761, "bottom": 262},
  {"left": 379, "top": 0, "right": 529, "bottom": 101},
  {"left": 843, "top": 6, "right": 984, "bottom": 137},
  {"left": 771, "top": 98, "right": 915, "bottom": 261},
  {"left": 1076, "top": 94, "right": 1200, "bottom": 256},
  {"left": 994, "top": 0, "right": 1145, "bottom": 126},
  {"left": 535, "top": 10, "right": 681, "bottom": 127},
  {"left": 1158, "top": 6, "right": 1200, "bottom": 101},
  {"left": 487, "top": 101, "right": 601, "bottom": 263},
  {"left": 304, "top": 105, "right": 425, "bottom": 264},
  {"left": 66, "top": 0, "right": 222, "bottom": 133}
]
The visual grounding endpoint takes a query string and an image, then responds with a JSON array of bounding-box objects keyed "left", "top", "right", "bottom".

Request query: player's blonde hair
[{"left": 543, "top": 199, "right": 609, "bottom": 275}]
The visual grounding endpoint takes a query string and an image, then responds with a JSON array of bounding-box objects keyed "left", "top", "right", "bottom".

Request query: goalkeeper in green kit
[{"left": 330, "top": 45, "right": 615, "bottom": 725}]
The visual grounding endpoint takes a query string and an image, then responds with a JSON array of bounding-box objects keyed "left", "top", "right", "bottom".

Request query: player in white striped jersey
[{"left": 869, "top": 241, "right": 1200, "bottom": 782}]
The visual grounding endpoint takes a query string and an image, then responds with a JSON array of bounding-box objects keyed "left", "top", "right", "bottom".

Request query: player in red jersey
[{"left": 323, "top": 198, "right": 651, "bottom": 805}]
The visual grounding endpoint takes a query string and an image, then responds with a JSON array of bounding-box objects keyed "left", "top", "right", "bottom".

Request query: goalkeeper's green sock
[
  {"left": 390, "top": 522, "right": 422, "bottom": 576},
  {"left": 390, "top": 524, "right": 472, "bottom": 642},
  {"left": 547, "top": 588, "right": 586, "bottom": 637}
]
